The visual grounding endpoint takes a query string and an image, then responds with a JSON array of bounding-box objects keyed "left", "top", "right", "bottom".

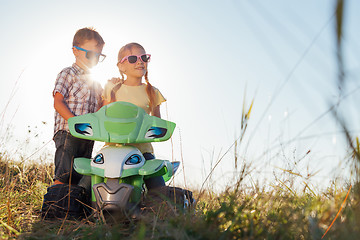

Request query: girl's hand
[{"left": 108, "top": 77, "right": 123, "bottom": 85}]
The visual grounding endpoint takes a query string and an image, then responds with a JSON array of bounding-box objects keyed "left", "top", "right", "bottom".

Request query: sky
[{"left": 0, "top": 0, "right": 359, "bottom": 191}]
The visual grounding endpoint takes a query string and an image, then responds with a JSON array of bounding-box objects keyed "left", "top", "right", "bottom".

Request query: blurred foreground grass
[{"left": 0, "top": 154, "right": 359, "bottom": 239}]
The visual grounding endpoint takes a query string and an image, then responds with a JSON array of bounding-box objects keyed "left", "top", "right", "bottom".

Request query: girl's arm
[
  {"left": 152, "top": 105, "right": 161, "bottom": 118},
  {"left": 54, "top": 92, "right": 75, "bottom": 120}
]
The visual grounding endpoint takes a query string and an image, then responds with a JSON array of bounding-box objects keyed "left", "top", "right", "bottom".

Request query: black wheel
[{"left": 143, "top": 186, "right": 195, "bottom": 217}]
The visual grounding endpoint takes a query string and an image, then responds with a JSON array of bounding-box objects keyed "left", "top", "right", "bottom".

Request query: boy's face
[{"left": 73, "top": 39, "right": 104, "bottom": 70}]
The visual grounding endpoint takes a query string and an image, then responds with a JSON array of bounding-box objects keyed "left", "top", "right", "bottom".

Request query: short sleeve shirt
[
  {"left": 103, "top": 81, "right": 166, "bottom": 153},
  {"left": 103, "top": 82, "right": 166, "bottom": 114},
  {"left": 53, "top": 64, "right": 103, "bottom": 134}
]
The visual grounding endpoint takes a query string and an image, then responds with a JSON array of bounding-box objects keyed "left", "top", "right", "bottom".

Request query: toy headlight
[
  {"left": 125, "top": 154, "right": 142, "bottom": 165},
  {"left": 93, "top": 154, "right": 104, "bottom": 164}
]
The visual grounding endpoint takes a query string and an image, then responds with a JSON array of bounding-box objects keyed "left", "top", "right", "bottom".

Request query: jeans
[{"left": 53, "top": 130, "right": 94, "bottom": 184}]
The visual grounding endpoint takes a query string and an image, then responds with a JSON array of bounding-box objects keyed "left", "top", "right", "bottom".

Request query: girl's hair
[
  {"left": 111, "top": 42, "right": 156, "bottom": 113},
  {"left": 73, "top": 27, "right": 105, "bottom": 47}
]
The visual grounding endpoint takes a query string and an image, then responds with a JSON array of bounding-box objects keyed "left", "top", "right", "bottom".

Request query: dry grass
[{"left": 0, "top": 153, "right": 359, "bottom": 239}]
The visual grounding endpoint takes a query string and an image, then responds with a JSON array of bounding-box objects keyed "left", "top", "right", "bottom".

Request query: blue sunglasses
[{"left": 74, "top": 46, "right": 106, "bottom": 62}]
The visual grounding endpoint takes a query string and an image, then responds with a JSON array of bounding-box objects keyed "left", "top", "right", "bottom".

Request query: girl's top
[{"left": 103, "top": 81, "right": 166, "bottom": 153}]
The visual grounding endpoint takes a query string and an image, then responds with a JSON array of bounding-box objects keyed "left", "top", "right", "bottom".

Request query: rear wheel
[{"left": 143, "top": 186, "right": 195, "bottom": 218}]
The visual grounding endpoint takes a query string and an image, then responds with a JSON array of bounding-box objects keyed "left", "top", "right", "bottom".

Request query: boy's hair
[
  {"left": 72, "top": 27, "right": 105, "bottom": 47},
  {"left": 112, "top": 43, "right": 156, "bottom": 113}
]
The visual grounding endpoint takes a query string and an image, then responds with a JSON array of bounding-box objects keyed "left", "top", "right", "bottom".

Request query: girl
[{"left": 103, "top": 42, "right": 166, "bottom": 189}]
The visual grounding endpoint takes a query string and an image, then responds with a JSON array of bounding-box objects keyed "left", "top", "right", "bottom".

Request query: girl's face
[{"left": 118, "top": 47, "right": 148, "bottom": 79}]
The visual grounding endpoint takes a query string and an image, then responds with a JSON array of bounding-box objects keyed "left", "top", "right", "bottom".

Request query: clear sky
[{"left": 0, "top": 0, "right": 359, "bottom": 191}]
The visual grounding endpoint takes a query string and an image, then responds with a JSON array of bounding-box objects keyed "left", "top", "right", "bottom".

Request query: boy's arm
[
  {"left": 96, "top": 98, "right": 104, "bottom": 111},
  {"left": 54, "top": 92, "right": 75, "bottom": 120},
  {"left": 103, "top": 99, "right": 111, "bottom": 106}
]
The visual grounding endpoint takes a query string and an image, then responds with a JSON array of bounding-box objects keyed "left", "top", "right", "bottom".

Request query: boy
[
  {"left": 42, "top": 27, "right": 105, "bottom": 219},
  {"left": 42, "top": 28, "right": 106, "bottom": 219},
  {"left": 52, "top": 27, "right": 105, "bottom": 186}
]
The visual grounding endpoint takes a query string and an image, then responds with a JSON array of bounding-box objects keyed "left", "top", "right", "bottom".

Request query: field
[
  {"left": 1, "top": 1, "right": 358, "bottom": 239},
  {"left": 0, "top": 154, "right": 359, "bottom": 239}
]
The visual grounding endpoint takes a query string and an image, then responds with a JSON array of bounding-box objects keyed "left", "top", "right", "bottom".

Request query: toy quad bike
[{"left": 66, "top": 101, "right": 194, "bottom": 221}]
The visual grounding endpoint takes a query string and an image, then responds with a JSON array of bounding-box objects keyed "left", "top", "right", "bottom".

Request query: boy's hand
[
  {"left": 108, "top": 77, "right": 123, "bottom": 85},
  {"left": 54, "top": 92, "right": 75, "bottom": 120}
]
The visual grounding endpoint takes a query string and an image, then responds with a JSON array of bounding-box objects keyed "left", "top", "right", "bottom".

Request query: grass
[{"left": 0, "top": 153, "right": 359, "bottom": 239}]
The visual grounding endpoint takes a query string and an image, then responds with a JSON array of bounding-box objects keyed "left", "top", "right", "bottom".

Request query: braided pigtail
[
  {"left": 110, "top": 70, "right": 125, "bottom": 103},
  {"left": 144, "top": 71, "right": 156, "bottom": 114},
  {"left": 110, "top": 83, "right": 121, "bottom": 103}
]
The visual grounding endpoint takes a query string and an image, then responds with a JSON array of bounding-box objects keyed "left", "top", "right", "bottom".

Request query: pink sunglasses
[{"left": 119, "top": 54, "right": 151, "bottom": 64}]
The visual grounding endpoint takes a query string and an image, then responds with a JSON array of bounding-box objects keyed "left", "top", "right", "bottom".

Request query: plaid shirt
[{"left": 53, "top": 63, "right": 103, "bottom": 134}]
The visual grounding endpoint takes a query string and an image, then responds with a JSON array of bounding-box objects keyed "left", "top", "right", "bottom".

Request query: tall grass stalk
[
  {"left": 333, "top": 0, "right": 360, "bottom": 180},
  {"left": 199, "top": 93, "right": 254, "bottom": 196}
]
